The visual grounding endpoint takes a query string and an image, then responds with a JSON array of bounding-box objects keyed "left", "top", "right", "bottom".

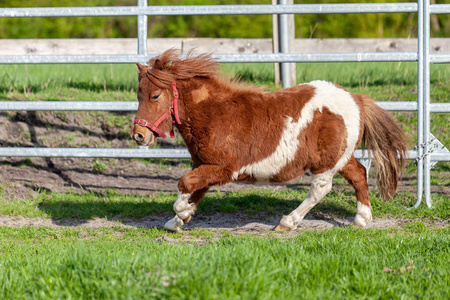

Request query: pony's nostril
[{"left": 134, "top": 133, "right": 144, "bottom": 142}]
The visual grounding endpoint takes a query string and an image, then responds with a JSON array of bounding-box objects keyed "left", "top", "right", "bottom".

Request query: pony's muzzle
[{"left": 131, "top": 124, "right": 156, "bottom": 146}]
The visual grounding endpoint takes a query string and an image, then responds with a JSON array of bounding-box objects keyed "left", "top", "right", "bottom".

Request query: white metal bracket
[
  {"left": 415, "top": 133, "right": 448, "bottom": 169},
  {"left": 428, "top": 133, "right": 449, "bottom": 169}
]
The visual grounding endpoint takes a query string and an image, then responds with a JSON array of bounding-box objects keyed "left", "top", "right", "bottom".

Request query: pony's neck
[
  {"left": 173, "top": 77, "right": 234, "bottom": 141},
  {"left": 176, "top": 77, "right": 225, "bottom": 119}
]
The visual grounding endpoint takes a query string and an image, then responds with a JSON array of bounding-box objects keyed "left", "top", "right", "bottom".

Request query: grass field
[
  {"left": 1, "top": 61, "right": 449, "bottom": 298},
  {"left": 1, "top": 226, "right": 449, "bottom": 299}
]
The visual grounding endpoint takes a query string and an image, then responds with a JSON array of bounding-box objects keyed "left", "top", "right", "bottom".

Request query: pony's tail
[{"left": 359, "top": 95, "right": 408, "bottom": 199}]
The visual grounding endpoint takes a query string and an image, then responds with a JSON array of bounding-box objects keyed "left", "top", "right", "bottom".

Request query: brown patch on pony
[
  {"left": 191, "top": 85, "right": 210, "bottom": 104},
  {"left": 358, "top": 94, "right": 408, "bottom": 199}
]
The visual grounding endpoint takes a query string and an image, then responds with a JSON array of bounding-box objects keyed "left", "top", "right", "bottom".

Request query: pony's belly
[
  {"left": 268, "top": 167, "right": 307, "bottom": 183},
  {"left": 233, "top": 164, "right": 306, "bottom": 184}
]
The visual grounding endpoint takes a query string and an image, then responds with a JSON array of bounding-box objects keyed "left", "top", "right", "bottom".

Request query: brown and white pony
[{"left": 131, "top": 49, "right": 407, "bottom": 232}]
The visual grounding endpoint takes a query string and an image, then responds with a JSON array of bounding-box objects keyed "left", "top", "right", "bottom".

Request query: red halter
[{"left": 133, "top": 81, "right": 181, "bottom": 139}]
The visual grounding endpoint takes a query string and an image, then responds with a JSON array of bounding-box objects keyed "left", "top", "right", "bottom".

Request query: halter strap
[{"left": 133, "top": 81, "right": 181, "bottom": 139}]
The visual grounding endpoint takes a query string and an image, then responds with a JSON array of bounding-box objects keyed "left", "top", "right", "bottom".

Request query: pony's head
[{"left": 131, "top": 49, "right": 218, "bottom": 146}]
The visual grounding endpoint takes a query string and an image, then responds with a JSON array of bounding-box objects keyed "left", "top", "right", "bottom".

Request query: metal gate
[{"left": 0, "top": 1, "right": 449, "bottom": 207}]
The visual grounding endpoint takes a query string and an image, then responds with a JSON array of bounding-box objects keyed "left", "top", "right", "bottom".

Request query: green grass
[
  {"left": 2, "top": 62, "right": 449, "bottom": 101},
  {"left": 0, "top": 226, "right": 449, "bottom": 299},
  {"left": 1, "top": 186, "right": 448, "bottom": 299},
  {"left": 0, "top": 64, "right": 137, "bottom": 101}
]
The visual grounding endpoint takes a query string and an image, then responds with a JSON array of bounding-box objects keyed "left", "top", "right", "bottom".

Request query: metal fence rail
[
  {"left": 0, "top": 1, "right": 449, "bottom": 207},
  {"left": 0, "top": 52, "right": 423, "bottom": 64},
  {"left": 0, "top": 3, "right": 420, "bottom": 17},
  {"left": 1, "top": 101, "right": 449, "bottom": 113},
  {"left": 0, "top": 148, "right": 423, "bottom": 160}
]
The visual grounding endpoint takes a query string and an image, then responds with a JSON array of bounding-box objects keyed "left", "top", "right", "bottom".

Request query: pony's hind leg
[
  {"left": 338, "top": 156, "right": 372, "bottom": 227},
  {"left": 275, "top": 172, "right": 333, "bottom": 231}
]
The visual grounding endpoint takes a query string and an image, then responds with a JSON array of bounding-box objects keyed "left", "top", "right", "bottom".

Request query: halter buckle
[{"left": 135, "top": 119, "right": 148, "bottom": 127}]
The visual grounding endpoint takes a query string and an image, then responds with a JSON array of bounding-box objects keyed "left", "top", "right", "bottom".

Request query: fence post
[
  {"left": 272, "top": 0, "right": 281, "bottom": 86},
  {"left": 412, "top": 0, "right": 426, "bottom": 208},
  {"left": 137, "top": 0, "right": 148, "bottom": 57},
  {"left": 278, "top": 0, "right": 292, "bottom": 88},
  {"left": 423, "top": 0, "right": 432, "bottom": 207}
]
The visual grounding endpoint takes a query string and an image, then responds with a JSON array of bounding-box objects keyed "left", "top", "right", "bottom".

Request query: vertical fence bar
[
  {"left": 271, "top": 0, "right": 281, "bottom": 86},
  {"left": 412, "top": 0, "right": 424, "bottom": 208},
  {"left": 137, "top": 0, "right": 148, "bottom": 57},
  {"left": 423, "top": 0, "right": 432, "bottom": 207},
  {"left": 287, "top": 0, "right": 296, "bottom": 85},
  {"left": 278, "top": 0, "right": 292, "bottom": 88}
]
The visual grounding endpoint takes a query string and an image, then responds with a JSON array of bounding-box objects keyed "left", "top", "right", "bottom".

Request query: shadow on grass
[
  {"left": 1, "top": 110, "right": 186, "bottom": 149},
  {"left": 7, "top": 111, "right": 132, "bottom": 141},
  {"left": 35, "top": 191, "right": 356, "bottom": 229},
  {"left": 0, "top": 77, "right": 136, "bottom": 95}
]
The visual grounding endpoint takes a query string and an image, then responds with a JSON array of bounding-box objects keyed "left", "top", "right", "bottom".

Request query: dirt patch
[{"left": 1, "top": 213, "right": 448, "bottom": 239}]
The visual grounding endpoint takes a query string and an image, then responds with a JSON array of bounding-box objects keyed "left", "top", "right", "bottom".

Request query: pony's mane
[
  {"left": 144, "top": 49, "right": 219, "bottom": 89},
  {"left": 143, "top": 49, "right": 265, "bottom": 94}
]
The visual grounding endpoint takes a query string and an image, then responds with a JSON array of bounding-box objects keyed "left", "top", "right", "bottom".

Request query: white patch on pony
[
  {"left": 232, "top": 80, "right": 360, "bottom": 181},
  {"left": 308, "top": 81, "right": 361, "bottom": 175},
  {"left": 354, "top": 201, "right": 372, "bottom": 227},
  {"left": 233, "top": 116, "right": 299, "bottom": 181},
  {"left": 164, "top": 215, "right": 184, "bottom": 232},
  {"left": 173, "top": 190, "right": 195, "bottom": 220}
]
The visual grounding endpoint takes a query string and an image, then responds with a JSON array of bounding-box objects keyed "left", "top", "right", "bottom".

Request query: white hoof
[
  {"left": 164, "top": 215, "right": 184, "bottom": 232},
  {"left": 354, "top": 202, "right": 372, "bottom": 227},
  {"left": 278, "top": 214, "right": 298, "bottom": 230}
]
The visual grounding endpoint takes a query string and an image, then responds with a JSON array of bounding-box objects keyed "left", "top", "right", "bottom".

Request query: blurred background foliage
[{"left": 0, "top": 0, "right": 448, "bottom": 39}]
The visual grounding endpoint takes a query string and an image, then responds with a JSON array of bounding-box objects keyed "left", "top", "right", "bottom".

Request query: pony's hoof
[
  {"left": 354, "top": 213, "right": 372, "bottom": 227},
  {"left": 274, "top": 224, "right": 292, "bottom": 232},
  {"left": 182, "top": 215, "right": 192, "bottom": 224},
  {"left": 354, "top": 202, "right": 372, "bottom": 227},
  {"left": 164, "top": 216, "right": 184, "bottom": 232}
]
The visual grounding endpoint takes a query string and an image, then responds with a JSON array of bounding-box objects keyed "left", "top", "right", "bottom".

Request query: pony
[{"left": 131, "top": 49, "right": 407, "bottom": 232}]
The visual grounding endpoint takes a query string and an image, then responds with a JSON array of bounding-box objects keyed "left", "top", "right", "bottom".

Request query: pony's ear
[
  {"left": 136, "top": 62, "right": 147, "bottom": 75},
  {"left": 154, "top": 59, "right": 164, "bottom": 70}
]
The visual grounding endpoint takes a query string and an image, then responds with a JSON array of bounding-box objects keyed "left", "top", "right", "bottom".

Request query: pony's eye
[{"left": 151, "top": 94, "right": 160, "bottom": 101}]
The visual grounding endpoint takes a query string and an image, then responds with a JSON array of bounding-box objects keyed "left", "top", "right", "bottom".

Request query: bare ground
[{"left": 0, "top": 111, "right": 449, "bottom": 233}]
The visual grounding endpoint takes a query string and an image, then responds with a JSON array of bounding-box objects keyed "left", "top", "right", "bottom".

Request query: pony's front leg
[
  {"left": 164, "top": 165, "right": 232, "bottom": 232},
  {"left": 164, "top": 188, "right": 208, "bottom": 232}
]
